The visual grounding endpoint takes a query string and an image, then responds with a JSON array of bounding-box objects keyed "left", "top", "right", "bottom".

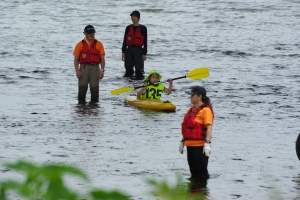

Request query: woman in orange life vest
[
  {"left": 73, "top": 25, "right": 105, "bottom": 103},
  {"left": 137, "top": 70, "right": 173, "bottom": 100},
  {"left": 181, "top": 86, "right": 214, "bottom": 180}
]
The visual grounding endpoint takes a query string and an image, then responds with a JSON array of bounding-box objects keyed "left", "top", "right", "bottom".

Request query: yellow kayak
[{"left": 125, "top": 96, "right": 176, "bottom": 112}]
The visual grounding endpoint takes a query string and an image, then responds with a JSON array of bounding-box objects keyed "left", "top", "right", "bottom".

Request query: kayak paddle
[{"left": 111, "top": 67, "right": 209, "bottom": 95}]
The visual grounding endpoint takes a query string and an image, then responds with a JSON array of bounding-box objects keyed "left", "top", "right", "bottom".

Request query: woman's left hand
[{"left": 203, "top": 142, "right": 211, "bottom": 157}]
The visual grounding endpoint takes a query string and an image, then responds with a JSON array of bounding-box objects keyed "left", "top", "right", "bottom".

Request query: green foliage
[
  {"left": 90, "top": 190, "right": 131, "bottom": 200},
  {"left": 0, "top": 160, "right": 203, "bottom": 200},
  {"left": 0, "top": 160, "right": 129, "bottom": 200},
  {"left": 147, "top": 175, "right": 204, "bottom": 200},
  {"left": 0, "top": 161, "right": 85, "bottom": 200}
]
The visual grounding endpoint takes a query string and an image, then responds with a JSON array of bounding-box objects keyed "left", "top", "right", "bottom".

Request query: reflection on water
[
  {"left": 140, "top": 109, "right": 176, "bottom": 116},
  {"left": 293, "top": 174, "right": 300, "bottom": 199},
  {"left": 188, "top": 178, "right": 210, "bottom": 199},
  {"left": 74, "top": 102, "right": 100, "bottom": 116}
]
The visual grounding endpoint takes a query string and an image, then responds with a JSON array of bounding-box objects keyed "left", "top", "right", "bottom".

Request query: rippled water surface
[{"left": 1, "top": 0, "right": 300, "bottom": 199}]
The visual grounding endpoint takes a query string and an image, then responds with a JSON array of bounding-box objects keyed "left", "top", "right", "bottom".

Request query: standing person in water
[
  {"left": 122, "top": 10, "right": 147, "bottom": 80},
  {"left": 137, "top": 70, "right": 172, "bottom": 100},
  {"left": 73, "top": 25, "right": 105, "bottom": 103},
  {"left": 181, "top": 86, "right": 214, "bottom": 182}
]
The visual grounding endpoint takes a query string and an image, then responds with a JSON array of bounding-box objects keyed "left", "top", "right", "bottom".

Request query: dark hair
[
  {"left": 130, "top": 10, "right": 140, "bottom": 19},
  {"left": 200, "top": 95, "right": 213, "bottom": 110}
]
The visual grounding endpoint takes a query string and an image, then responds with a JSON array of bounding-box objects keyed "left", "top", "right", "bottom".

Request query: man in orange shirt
[{"left": 73, "top": 25, "right": 105, "bottom": 103}]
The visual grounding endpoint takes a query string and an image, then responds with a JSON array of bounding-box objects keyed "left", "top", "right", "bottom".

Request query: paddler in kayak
[
  {"left": 181, "top": 86, "right": 214, "bottom": 182},
  {"left": 137, "top": 70, "right": 173, "bottom": 100}
]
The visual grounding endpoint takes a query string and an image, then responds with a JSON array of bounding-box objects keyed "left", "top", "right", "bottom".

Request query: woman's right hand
[{"left": 122, "top": 53, "right": 125, "bottom": 61}]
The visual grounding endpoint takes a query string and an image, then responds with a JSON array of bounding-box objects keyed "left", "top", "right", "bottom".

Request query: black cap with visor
[
  {"left": 84, "top": 25, "right": 96, "bottom": 34},
  {"left": 186, "top": 86, "right": 207, "bottom": 97}
]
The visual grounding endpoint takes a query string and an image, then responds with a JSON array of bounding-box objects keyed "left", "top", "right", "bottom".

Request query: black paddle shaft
[
  {"left": 133, "top": 75, "right": 186, "bottom": 90},
  {"left": 172, "top": 75, "right": 186, "bottom": 81}
]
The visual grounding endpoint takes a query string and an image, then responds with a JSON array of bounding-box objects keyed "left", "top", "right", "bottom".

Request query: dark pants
[
  {"left": 124, "top": 46, "right": 144, "bottom": 76},
  {"left": 187, "top": 146, "right": 209, "bottom": 180},
  {"left": 78, "top": 64, "right": 99, "bottom": 103}
]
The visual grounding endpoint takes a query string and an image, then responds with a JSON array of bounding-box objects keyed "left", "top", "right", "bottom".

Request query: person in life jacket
[
  {"left": 73, "top": 25, "right": 106, "bottom": 103},
  {"left": 181, "top": 86, "right": 214, "bottom": 182},
  {"left": 121, "top": 10, "right": 148, "bottom": 80},
  {"left": 137, "top": 70, "right": 173, "bottom": 100}
]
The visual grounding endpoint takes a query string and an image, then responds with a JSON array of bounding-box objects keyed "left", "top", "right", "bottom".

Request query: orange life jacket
[
  {"left": 125, "top": 25, "right": 144, "bottom": 46},
  {"left": 181, "top": 106, "right": 214, "bottom": 140},
  {"left": 79, "top": 39, "right": 101, "bottom": 64}
]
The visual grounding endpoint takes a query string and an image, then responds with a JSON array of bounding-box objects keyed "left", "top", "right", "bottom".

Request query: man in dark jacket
[{"left": 121, "top": 10, "right": 147, "bottom": 80}]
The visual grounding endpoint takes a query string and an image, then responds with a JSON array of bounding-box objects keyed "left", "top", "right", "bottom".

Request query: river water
[{"left": 0, "top": 0, "right": 300, "bottom": 199}]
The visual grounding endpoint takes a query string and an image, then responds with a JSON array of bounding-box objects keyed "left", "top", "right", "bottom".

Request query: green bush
[
  {"left": 148, "top": 176, "right": 203, "bottom": 200},
  {"left": 0, "top": 160, "right": 203, "bottom": 200}
]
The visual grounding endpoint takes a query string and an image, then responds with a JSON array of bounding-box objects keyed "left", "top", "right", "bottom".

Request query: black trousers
[
  {"left": 124, "top": 46, "right": 144, "bottom": 76},
  {"left": 187, "top": 146, "right": 209, "bottom": 180}
]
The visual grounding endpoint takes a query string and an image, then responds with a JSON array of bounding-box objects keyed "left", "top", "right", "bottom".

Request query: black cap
[
  {"left": 130, "top": 10, "right": 140, "bottom": 18},
  {"left": 186, "top": 86, "right": 206, "bottom": 97},
  {"left": 84, "top": 25, "right": 96, "bottom": 33}
]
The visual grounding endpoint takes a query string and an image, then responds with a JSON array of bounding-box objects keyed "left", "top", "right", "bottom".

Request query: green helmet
[{"left": 145, "top": 70, "right": 162, "bottom": 82}]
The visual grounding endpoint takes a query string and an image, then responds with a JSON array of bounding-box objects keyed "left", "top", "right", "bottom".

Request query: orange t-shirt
[
  {"left": 73, "top": 38, "right": 105, "bottom": 57},
  {"left": 184, "top": 107, "right": 214, "bottom": 147}
]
